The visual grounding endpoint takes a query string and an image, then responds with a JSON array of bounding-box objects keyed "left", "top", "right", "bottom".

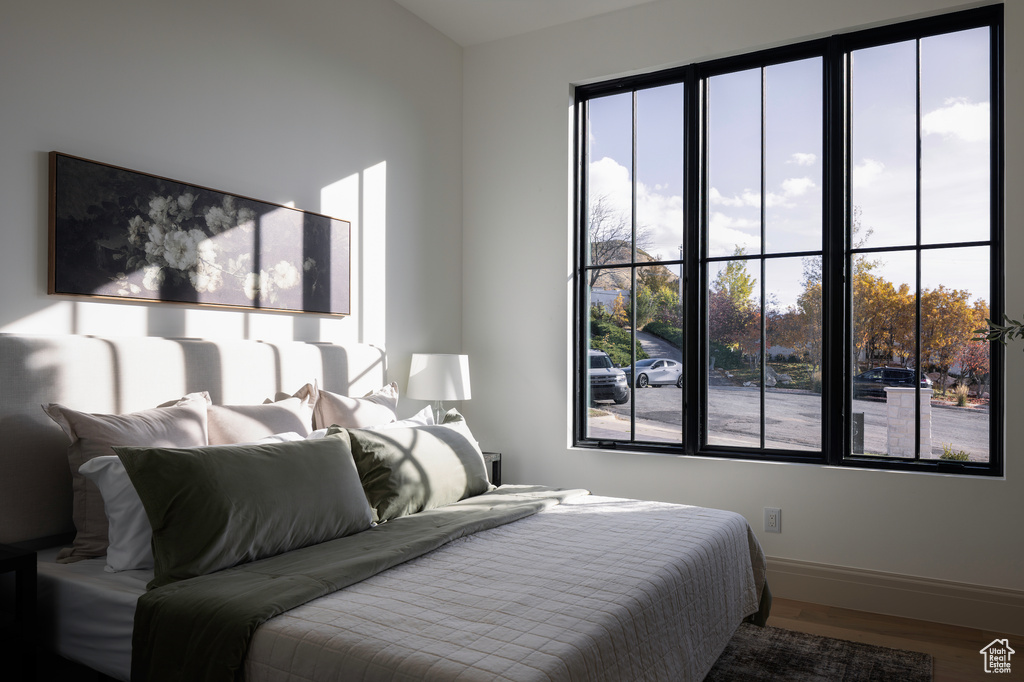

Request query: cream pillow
[
  {"left": 299, "top": 381, "right": 400, "bottom": 430},
  {"left": 42, "top": 393, "right": 209, "bottom": 563},
  {"left": 207, "top": 394, "right": 314, "bottom": 445}
]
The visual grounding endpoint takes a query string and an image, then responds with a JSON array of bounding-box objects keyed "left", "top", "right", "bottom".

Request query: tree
[
  {"left": 920, "top": 285, "right": 975, "bottom": 393},
  {"left": 711, "top": 246, "right": 756, "bottom": 305},
  {"left": 959, "top": 300, "right": 991, "bottom": 394},
  {"left": 708, "top": 250, "right": 760, "bottom": 366},
  {"left": 587, "top": 194, "right": 652, "bottom": 288}
]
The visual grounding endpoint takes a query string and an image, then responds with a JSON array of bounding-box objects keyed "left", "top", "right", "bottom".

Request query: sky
[{"left": 587, "top": 26, "right": 992, "bottom": 311}]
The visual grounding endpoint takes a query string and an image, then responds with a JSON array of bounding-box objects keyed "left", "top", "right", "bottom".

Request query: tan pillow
[
  {"left": 42, "top": 393, "right": 209, "bottom": 563},
  {"left": 310, "top": 382, "right": 400, "bottom": 430},
  {"left": 207, "top": 395, "right": 314, "bottom": 445}
]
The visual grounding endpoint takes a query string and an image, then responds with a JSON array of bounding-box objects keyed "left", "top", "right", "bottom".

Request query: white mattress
[
  {"left": 37, "top": 494, "right": 764, "bottom": 682},
  {"left": 37, "top": 546, "right": 149, "bottom": 681}
]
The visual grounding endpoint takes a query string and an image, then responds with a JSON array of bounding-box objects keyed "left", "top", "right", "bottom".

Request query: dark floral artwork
[{"left": 48, "top": 152, "right": 350, "bottom": 315}]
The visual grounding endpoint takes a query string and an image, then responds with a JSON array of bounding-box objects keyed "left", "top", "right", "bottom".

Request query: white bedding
[
  {"left": 37, "top": 546, "right": 148, "bottom": 681},
  {"left": 37, "top": 494, "right": 764, "bottom": 682},
  {"left": 246, "top": 494, "right": 764, "bottom": 682}
]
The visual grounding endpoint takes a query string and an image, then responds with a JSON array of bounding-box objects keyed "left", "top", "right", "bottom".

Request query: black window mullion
[
  {"left": 759, "top": 66, "right": 767, "bottom": 451},
  {"left": 629, "top": 90, "right": 638, "bottom": 442},
  {"left": 684, "top": 65, "right": 702, "bottom": 456},
  {"left": 914, "top": 38, "right": 923, "bottom": 460},
  {"left": 824, "top": 37, "right": 846, "bottom": 466}
]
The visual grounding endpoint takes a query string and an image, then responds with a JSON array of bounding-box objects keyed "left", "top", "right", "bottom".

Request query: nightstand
[
  {"left": 482, "top": 451, "right": 502, "bottom": 486},
  {"left": 0, "top": 543, "right": 36, "bottom": 682}
]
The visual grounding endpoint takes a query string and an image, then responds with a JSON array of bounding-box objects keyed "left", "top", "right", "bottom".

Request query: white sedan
[{"left": 625, "top": 358, "right": 683, "bottom": 388}]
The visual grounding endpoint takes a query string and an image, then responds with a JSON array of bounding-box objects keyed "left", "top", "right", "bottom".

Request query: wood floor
[{"left": 769, "top": 597, "right": 1016, "bottom": 681}]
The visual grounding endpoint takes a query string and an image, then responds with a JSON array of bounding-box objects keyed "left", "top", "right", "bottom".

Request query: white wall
[
  {"left": 462, "top": 0, "right": 1024, "bottom": 604},
  {"left": 0, "top": 0, "right": 463, "bottom": 403}
]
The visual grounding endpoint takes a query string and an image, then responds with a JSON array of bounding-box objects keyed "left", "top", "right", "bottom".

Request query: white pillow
[
  {"left": 313, "top": 382, "right": 400, "bottom": 429},
  {"left": 78, "top": 455, "right": 153, "bottom": 572},
  {"left": 365, "top": 404, "right": 435, "bottom": 431},
  {"left": 306, "top": 405, "right": 434, "bottom": 439},
  {"left": 79, "top": 431, "right": 308, "bottom": 573}
]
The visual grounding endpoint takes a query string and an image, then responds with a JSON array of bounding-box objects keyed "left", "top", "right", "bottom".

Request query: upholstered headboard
[{"left": 0, "top": 334, "right": 387, "bottom": 546}]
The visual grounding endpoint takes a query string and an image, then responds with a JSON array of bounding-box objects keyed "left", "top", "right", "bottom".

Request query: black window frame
[{"left": 573, "top": 5, "right": 1003, "bottom": 476}]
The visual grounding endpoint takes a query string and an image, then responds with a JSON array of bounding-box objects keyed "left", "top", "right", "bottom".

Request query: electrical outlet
[{"left": 764, "top": 507, "right": 781, "bottom": 534}]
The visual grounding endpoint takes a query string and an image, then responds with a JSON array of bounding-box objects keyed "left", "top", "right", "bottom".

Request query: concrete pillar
[{"left": 885, "top": 387, "right": 932, "bottom": 457}]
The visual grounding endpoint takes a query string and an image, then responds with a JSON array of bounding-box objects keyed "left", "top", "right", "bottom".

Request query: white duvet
[{"left": 244, "top": 494, "right": 765, "bottom": 682}]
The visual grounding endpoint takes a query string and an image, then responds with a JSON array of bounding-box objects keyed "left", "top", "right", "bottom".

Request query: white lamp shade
[{"left": 406, "top": 354, "right": 471, "bottom": 401}]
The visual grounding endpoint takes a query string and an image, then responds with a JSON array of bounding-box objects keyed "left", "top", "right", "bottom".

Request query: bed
[{"left": 0, "top": 334, "right": 768, "bottom": 682}]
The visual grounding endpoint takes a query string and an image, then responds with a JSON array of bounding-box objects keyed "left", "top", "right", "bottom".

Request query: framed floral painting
[{"left": 48, "top": 152, "right": 350, "bottom": 315}]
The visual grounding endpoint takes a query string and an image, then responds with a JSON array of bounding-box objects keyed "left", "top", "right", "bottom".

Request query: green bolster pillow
[
  {"left": 333, "top": 409, "right": 491, "bottom": 523},
  {"left": 115, "top": 436, "right": 372, "bottom": 589}
]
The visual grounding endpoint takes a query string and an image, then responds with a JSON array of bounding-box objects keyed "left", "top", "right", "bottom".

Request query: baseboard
[{"left": 766, "top": 556, "right": 1024, "bottom": 637}]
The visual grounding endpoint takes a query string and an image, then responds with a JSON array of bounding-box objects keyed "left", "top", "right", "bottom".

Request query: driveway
[{"left": 636, "top": 329, "right": 681, "bottom": 362}]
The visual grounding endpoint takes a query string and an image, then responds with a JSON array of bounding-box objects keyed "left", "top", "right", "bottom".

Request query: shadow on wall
[{"left": 0, "top": 333, "right": 386, "bottom": 546}]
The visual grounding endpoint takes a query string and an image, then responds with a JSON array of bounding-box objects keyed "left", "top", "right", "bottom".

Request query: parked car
[
  {"left": 853, "top": 367, "right": 932, "bottom": 398},
  {"left": 622, "top": 358, "right": 683, "bottom": 388},
  {"left": 588, "top": 349, "right": 629, "bottom": 404}
]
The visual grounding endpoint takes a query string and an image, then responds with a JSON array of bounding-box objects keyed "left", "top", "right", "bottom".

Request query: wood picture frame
[{"left": 48, "top": 152, "right": 351, "bottom": 316}]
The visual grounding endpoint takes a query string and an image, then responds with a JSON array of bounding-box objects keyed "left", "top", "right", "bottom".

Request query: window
[{"left": 574, "top": 6, "right": 1002, "bottom": 475}]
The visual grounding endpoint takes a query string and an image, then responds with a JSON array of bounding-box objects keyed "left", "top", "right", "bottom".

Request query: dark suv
[
  {"left": 588, "top": 349, "right": 629, "bottom": 404},
  {"left": 853, "top": 367, "right": 933, "bottom": 398}
]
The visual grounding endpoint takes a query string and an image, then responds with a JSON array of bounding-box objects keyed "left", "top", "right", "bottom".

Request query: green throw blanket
[{"left": 131, "top": 486, "right": 588, "bottom": 682}]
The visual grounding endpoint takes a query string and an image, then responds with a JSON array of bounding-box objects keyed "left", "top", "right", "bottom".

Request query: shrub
[
  {"left": 590, "top": 312, "right": 648, "bottom": 366},
  {"left": 643, "top": 321, "right": 683, "bottom": 348},
  {"left": 940, "top": 443, "right": 970, "bottom": 461},
  {"left": 952, "top": 383, "right": 970, "bottom": 407},
  {"left": 709, "top": 341, "right": 744, "bottom": 370}
]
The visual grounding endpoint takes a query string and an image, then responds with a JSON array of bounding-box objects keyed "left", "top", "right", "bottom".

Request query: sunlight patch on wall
[
  {"left": 0, "top": 302, "right": 75, "bottom": 334},
  {"left": 319, "top": 162, "right": 387, "bottom": 349},
  {"left": 184, "top": 308, "right": 245, "bottom": 339}
]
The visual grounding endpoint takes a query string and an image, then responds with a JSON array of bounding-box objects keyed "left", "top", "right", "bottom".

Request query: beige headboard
[{"left": 0, "top": 334, "right": 387, "bottom": 546}]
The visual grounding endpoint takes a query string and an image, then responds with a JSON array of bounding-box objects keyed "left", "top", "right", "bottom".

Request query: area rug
[{"left": 704, "top": 624, "right": 932, "bottom": 681}]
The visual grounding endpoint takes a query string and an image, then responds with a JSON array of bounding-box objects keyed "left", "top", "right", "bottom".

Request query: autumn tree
[
  {"left": 920, "top": 285, "right": 975, "bottom": 393},
  {"left": 958, "top": 299, "right": 991, "bottom": 394}
]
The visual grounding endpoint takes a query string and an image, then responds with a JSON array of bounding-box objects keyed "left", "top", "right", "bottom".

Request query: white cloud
[
  {"left": 922, "top": 98, "right": 989, "bottom": 143},
  {"left": 789, "top": 152, "right": 817, "bottom": 166},
  {"left": 708, "top": 212, "right": 759, "bottom": 257},
  {"left": 711, "top": 177, "right": 817, "bottom": 210},
  {"left": 852, "top": 158, "right": 885, "bottom": 188},
  {"left": 710, "top": 186, "right": 760, "bottom": 208},
  {"left": 779, "top": 177, "right": 815, "bottom": 198}
]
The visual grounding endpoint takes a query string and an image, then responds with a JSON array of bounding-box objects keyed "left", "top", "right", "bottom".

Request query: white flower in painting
[
  {"left": 271, "top": 260, "right": 300, "bottom": 290},
  {"left": 227, "top": 253, "right": 251, "bottom": 275},
  {"left": 127, "top": 215, "right": 148, "bottom": 246},
  {"left": 243, "top": 271, "right": 272, "bottom": 301},
  {"left": 162, "top": 229, "right": 204, "bottom": 270},
  {"left": 144, "top": 223, "right": 168, "bottom": 265},
  {"left": 303, "top": 257, "right": 316, "bottom": 272},
  {"left": 205, "top": 206, "right": 233, "bottom": 234},
  {"left": 190, "top": 238, "right": 222, "bottom": 293},
  {"left": 177, "top": 193, "right": 196, "bottom": 212},
  {"left": 142, "top": 266, "right": 165, "bottom": 292},
  {"left": 148, "top": 195, "right": 174, "bottom": 222},
  {"left": 237, "top": 206, "right": 256, "bottom": 225},
  {"left": 112, "top": 273, "right": 141, "bottom": 297}
]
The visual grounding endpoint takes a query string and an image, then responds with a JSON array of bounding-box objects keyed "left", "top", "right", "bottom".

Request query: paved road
[{"left": 594, "top": 375, "right": 989, "bottom": 460}]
